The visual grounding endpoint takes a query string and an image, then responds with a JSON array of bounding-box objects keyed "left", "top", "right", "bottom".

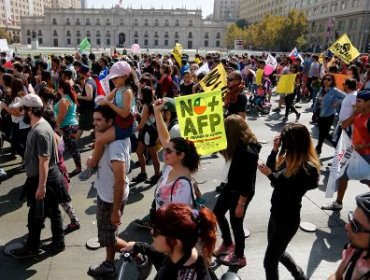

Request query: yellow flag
[
  {"left": 175, "top": 90, "right": 227, "bottom": 155},
  {"left": 329, "top": 33, "right": 360, "bottom": 64},
  {"left": 319, "top": 53, "right": 324, "bottom": 64},
  {"left": 276, "top": 74, "right": 297, "bottom": 94},
  {"left": 256, "top": 69, "right": 263, "bottom": 86},
  {"left": 199, "top": 63, "right": 228, "bottom": 97},
  {"left": 172, "top": 43, "right": 183, "bottom": 67}
]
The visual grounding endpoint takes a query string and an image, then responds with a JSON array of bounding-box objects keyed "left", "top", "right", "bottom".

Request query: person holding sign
[
  {"left": 224, "top": 71, "right": 247, "bottom": 119},
  {"left": 213, "top": 115, "right": 261, "bottom": 267}
]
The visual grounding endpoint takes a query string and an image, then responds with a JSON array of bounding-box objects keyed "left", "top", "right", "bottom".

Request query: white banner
[{"left": 0, "top": 39, "right": 9, "bottom": 52}]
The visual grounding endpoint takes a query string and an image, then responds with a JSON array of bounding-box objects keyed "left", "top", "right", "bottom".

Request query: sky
[{"left": 88, "top": 0, "right": 214, "bottom": 18}]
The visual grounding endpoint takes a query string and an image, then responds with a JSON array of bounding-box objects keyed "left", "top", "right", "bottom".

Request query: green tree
[
  {"left": 236, "top": 19, "right": 249, "bottom": 29},
  {"left": 225, "top": 23, "right": 245, "bottom": 48},
  {"left": 277, "top": 9, "right": 308, "bottom": 51},
  {"left": 0, "top": 28, "right": 11, "bottom": 42}
]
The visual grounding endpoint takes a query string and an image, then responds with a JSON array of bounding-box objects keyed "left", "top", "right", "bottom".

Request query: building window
[
  {"left": 27, "top": 38, "right": 31, "bottom": 44},
  {"left": 53, "top": 30, "right": 58, "bottom": 36},
  {"left": 53, "top": 38, "right": 58, "bottom": 47},
  {"left": 106, "top": 19, "right": 111, "bottom": 26},
  {"left": 106, "top": 38, "right": 110, "bottom": 45},
  {"left": 341, "top": 1, "right": 347, "bottom": 9},
  {"left": 175, "top": 32, "right": 179, "bottom": 38},
  {"left": 188, "top": 41, "right": 193, "bottom": 49},
  {"left": 154, "top": 32, "right": 159, "bottom": 38},
  {"left": 97, "top": 38, "right": 101, "bottom": 45},
  {"left": 134, "top": 39, "right": 138, "bottom": 44},
  {"left": 38, "top": 30, "right": 42, "bottom": 36},
  {"left": 77, "top": 38, "right": 81, "bottom": 44},
  {"left": 164, "top": 39, "right": 168, "bottom": 46},
  {"left": 106, "top": 31, "right": 111, "bottom": 37},
  {"left": 86, "top": 18, "right": 90, "bottom": 25},
  {"left": 120, "top": 19, "right": 124, "bottom": 26},
  {"left": 338, "top": 20, "right": 345, "bottom": 31},
  {"left": 52, "top": 18, "right": 57, "bottom": 25},
  {"left": 204, "top": 40, "right": 209, "bottom": 47},
  {"left": 38, "top": 37, "right": 43, "bottom": 44},
  {"left": 134, "top": 19, "right": 138, "bottom": 26},
  {"left": 204, "top": 32, "right": 209, "bottom": 39},
  {"left": 96, "top": 31, "right": 101, "bottom": 37},
  {"left": 165, "top": 19, "right": 169, "bottom": 26},
  {"left": 134, "top": 31, "right": 138, "bottom": 37},
  {"left": 144, "top": 39, "right": 148, "bottom": 46},
  {"left": 175, "top": 40, "right": 179, "bottom": 44},
  {"left": 96, "top": 19, "right": 100, "bottom": 25},
  {"left": 66, "top": 30, "right": 71, "bottom": 36},
  {"left": 67, "top": 38, "right": 71, "bottom": 45},
  {"left": 164, "top": 32, "right": 169, "bottom": 38},
  {"left": 144, "top": 31, "right": 148, "bottom": 38},
  {"left": 76, "top": 30, "right": 81, "bottom": 36},
  {"left": 26, "top": 30, "right": 31, "bottom": 36},
  {"left": 350, "top": 19, "right": 357, "bottom": 30},
  {"left": 76, "top": 19, "right": 80, "bottom": 25},
  {"left": 189, "top": 20, "right": 193, "bottom": 26},
  {"left": 86, "top": 30, "right": 91, "bottom": 37},
  {"left": 154, "top": 19, "right": 159, "bottom": 26},
  {"left": 216, "top": 32, "right": 221, "bottom": 39},
  {"left": 175, "top": 19, "right": 179, "bottom": 26},
  {"left": 188, "top": 32, "right": 192, "bottom": 39},
  {"left": 154, "top": 39, "right": 158, "bottom": 46},
  {"left": 66, "top": 18, "right": 70, "bottom": 25},
  {"left": 216, "top": 40, "right": 220, "bottom": 47},
  {"left": 144, "top": 19, "right": 148, "bottom": 26}
]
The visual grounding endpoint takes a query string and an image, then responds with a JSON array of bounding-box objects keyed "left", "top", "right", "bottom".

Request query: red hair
[{"left": 154, "top": 203, "right": 217, "bottom": 262}]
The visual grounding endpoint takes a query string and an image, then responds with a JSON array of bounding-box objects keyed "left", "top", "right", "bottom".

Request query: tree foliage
[
  {"left": 0, "top": 28, "right": 11, "bottom": 42},
  {"left": 225, "top": 9, "right": 308, "bottom": 51}
]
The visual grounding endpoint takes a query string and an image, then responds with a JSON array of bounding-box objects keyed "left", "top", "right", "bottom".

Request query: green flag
[{"left": 79, "top": 37, "right": 91, "bottom": 52}]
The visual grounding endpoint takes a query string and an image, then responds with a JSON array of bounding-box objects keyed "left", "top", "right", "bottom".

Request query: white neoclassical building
[{"left": 20, "top": 7, "right": 227, "bottom": 50}]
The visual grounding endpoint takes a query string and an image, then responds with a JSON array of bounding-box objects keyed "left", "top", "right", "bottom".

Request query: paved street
[{"left": 0, "top": 96, "right": 369, "bottom": 280}]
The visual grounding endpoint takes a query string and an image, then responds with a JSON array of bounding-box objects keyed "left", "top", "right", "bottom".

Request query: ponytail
[{"left": 197, "top": 207, "right": 217, "bottom": 262}]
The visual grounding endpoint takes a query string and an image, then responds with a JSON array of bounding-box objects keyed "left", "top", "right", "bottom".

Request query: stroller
[{"left": 246, "top": 85, "right": 271, "bottom": 115}]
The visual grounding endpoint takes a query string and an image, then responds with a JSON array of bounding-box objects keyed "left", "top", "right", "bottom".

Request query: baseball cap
[
  {"left": 357, "top": 90, "right": 370, "bottom": 101},
  {"left": 356, "top": 192, "right": 370, "bottom": 221},
  {"left": 162, "top": 97, "right": 176, "bottom": 112},
  {"left": 77, "top": 64, "right": 90, "bottom": 76},
  {"left": 106, "top": 61, "right": 131, "bottom": 80},
  {"left": 13, "top": 93, "right": 43, "bottom": 108}
]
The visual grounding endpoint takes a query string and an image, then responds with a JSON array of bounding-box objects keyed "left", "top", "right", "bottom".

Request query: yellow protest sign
[
  {"left": 329, "top": 33, "right": 360, "bottom": 64},
  {"left": 199, "top": 63, "right": 228, "bottom": 97},
  {"left": 172, "top": 43, "right": 183, "bottom": 67},
  {"left": 333, "top": 74, "right": 351, "bottom": 92},
  {"left": 276, "top": 74, "right": 297, "bottom": 94},
  {"left": 256, "top": 69, "right": 263, "bottom": 86},
  {"left": 175, "top": 90, "right": 227, "bottom": 155}
]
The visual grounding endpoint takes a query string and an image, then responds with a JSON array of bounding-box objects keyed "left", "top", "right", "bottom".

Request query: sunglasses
[
  {"left": 348, "top": 211, "right": 370, "bottom": 234},
  {"left": 164, "top": 147, "right": 179, "bottom": 154}
]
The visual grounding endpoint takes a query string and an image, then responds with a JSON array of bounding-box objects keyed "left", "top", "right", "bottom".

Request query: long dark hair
[
  {"left": 321, "top": 73, "right": 336, "bottom": 88},
  {"left": 154, "top": 203, "right": 217, "bottom": 263},
  {"left": 125, "top": 71, "right": 139, "bottom": 95},
  {"left": 10, "top": 77, "right": 24, "bottom": 101},
  {"left": 170, "top": 138, "right": 200, "bottom": 173},
  {"left": 58, "top": 80, "right": 78, "bottom": 105},
  {"left": 141, "top": 86, "right": 155, "bottom": 114}
]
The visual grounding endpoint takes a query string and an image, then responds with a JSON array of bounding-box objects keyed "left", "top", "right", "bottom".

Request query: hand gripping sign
[{"left": 175, "top": 90, "right": 227, "bottom": 155}]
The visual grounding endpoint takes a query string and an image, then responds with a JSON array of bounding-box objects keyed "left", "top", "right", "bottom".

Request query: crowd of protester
[{"left": 1, "top": 49, "right": 370, "bottom": 279}]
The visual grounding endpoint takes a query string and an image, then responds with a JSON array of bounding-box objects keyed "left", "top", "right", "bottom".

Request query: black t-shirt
[
  {"left": 225, "top": 93, "right": 247, "bottom": 117},
  {"left": 180, "top": 82, "right": 195, "bottom": 96}
]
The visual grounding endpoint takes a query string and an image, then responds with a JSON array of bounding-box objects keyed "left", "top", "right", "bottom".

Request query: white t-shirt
[
  {"left": 339, "top": 91, "right": 357, "bottom": 122},
  {"left": 94, "top": 138, "right": 131, "bottom": 203},
  {"left": 154, "top": 166, "right": 193, "bottom": 210}
]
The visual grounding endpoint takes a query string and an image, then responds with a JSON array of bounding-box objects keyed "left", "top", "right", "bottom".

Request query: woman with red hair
[{"left": 123, "top": 203, "right": 217, "bottom": 280}]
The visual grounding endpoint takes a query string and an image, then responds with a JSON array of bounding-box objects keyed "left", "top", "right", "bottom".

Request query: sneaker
[
  {"left": 10, "top": 247, "right": 43, "bottom": 259},
  {"left": 68, "top": 168, "right": 81, "bottom": 178},
  {"left": 88, "top": 261, "right": 116, "bottom": 278},
  {"left": 321, "top": 201, "right": 343, "bottom": 211},
  {"left": 146, "top": 174, "right": 161, "bottom": 185},
  {"left": 78, "top": 166, "right": 97, "bottom": 181},
  {"left": 213, "top": 243, "right": 234, "bottom": 257},
  {"left": 64, "top": 222, "right": 81, "bottom": 234},
  {"left": 132, "top": 172, "right": 148, "bottom": 183},
  {"left": 135, "top": 215, "right": 153, "bottom": 229},
  {"left": 220, "top": 252, "right": 247, "bottom": 267},
  {"left": 41, "top": 241, "right": 65, "bottom": 253}
]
